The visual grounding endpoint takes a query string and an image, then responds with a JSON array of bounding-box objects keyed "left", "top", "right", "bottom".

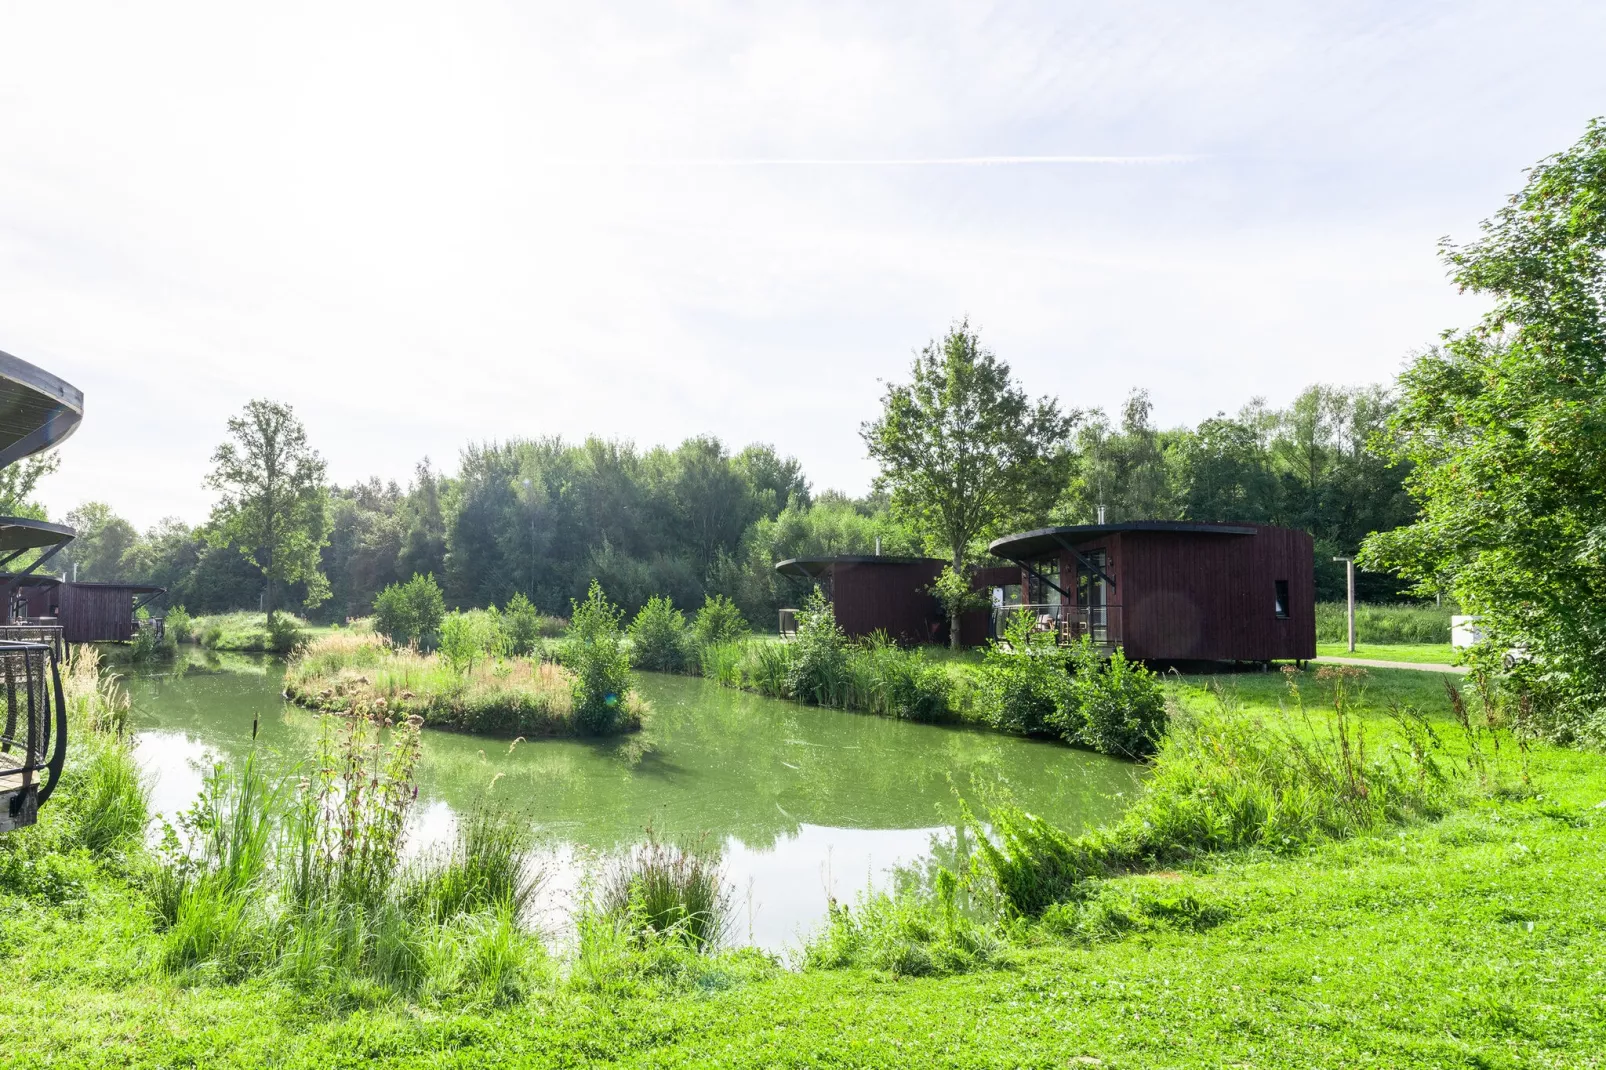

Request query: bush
[
  {"left": 502, "top": 593, "right": 542, "bottom": 656},
  {"left": 563, "top": 581, "right": 635, "bottom": 735},
  {"left": 166, "top": 605, "right": 194, "bottom": 643},
  {"left": 692, "top": 594, "right": 749, "bottom": 647},
  {"left": 1058, "top": 642, "right": 1166, "bottom": 758},
  {"left": 266, "top": 613, "right": 305, "bottom": 654},
  {"left": 374, "top": 573, "right": 446, "bottom": 648},
  {"left": 976, "top": 610, "right": 1069, "bottom": 737},
  {"left": 439, "top": 610, "right": 504, "bottom": 676},
  {"left": 784, "top": 590, "right": 850, "bottom": 706},
  {"left": 629, "top": 595, "right": 689, "bottom": 673}
]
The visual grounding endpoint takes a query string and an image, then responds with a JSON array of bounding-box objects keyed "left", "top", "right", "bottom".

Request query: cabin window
[
  {"left": 1026, "top": 557, "right": 1062, "bottom": 606},
  {"left": 1274, "top": 580, "right": 1290, "bottom": 619},
  {"left": 1000, "top": 583, "right": 1022, "bottom": 606}
]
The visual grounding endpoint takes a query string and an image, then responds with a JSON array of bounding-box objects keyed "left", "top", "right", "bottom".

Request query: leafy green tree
[
  {"left": 204, "top": 399, "right": 330, "bottom": 621},
  {"left": 628, "top": 595, "right": 689, "bottom": 672},
  {"left": 563, "top": 580, "right": 633, "bottom": 734},
  {"left": 373, "top": 573, "right": 445, "bottom": 648},
  {"left": 0, "top": 452, "right": 58, "bottom": 519},
  {"left": 691, "top": 593, "right": 749, "bottom": 647},
  {"left": 62, "top": 501, "right": 140, "bottom": 581},
  {"left": 1361, "top": 119, "right": 1606, "bottom": 735},
  {"left": 863, "top": 320, "right": 1074, "bottom": 646},
  {"left": 501, "top": 592, "right": 543, "bottom": 655}
]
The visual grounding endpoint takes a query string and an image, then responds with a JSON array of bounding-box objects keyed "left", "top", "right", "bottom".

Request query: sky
[{"left": 1, "top": 1, "right": 1603, "bottom": 530}]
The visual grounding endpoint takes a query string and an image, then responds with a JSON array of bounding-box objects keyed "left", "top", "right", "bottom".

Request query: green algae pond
[{"left": 124, "top": 650, "right": 1141, "bottom": 950}]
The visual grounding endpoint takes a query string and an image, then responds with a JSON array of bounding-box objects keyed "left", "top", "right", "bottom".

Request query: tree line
[{"left": 45, "top": 376, "right": 1415, "bottom": 626}]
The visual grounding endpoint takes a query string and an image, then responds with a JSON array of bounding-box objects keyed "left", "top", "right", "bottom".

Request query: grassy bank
[
  {"left": 179, "top": 611, "right": 328, "bottom": 653},
  {"left": 3, "top": 663, "right": 1603, "bottom": 1066},
  {"left": 284, "top": 632, "right": 643, "bottom": 737},
  {"left": 1316, "top": 600, "right": 1452, "bottom": 644},
  {"left": 1316, "top": 641, "right": 1460, "bottom": 664}
]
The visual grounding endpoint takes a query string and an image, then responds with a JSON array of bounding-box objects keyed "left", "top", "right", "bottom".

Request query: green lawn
[
  {"left": 4, "top": 667, "right": 1602, "bottom": 1068},
  {"left": 1316, "top": 641, "right": 1461, "bottom": 665}
]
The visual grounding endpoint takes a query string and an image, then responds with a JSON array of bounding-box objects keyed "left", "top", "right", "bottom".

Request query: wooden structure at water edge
[
  {"left": 0, "top": 349, "right": 81, "bottom": 833},
  {"left": 6, "top": 576, "right": 166, "bottom": 643}
]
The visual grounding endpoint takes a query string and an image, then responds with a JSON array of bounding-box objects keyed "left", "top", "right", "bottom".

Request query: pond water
[{"left": 124, "top": 650, "right": 1141, "bottom": 951}]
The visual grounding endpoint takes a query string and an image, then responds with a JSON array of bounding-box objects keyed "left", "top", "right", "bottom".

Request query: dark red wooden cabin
[
  {"left": 985, "top": 522, "right": 1315, "bottom": 663},
  {"left": 774, "top": 556, "right": 946, "bottom": 643},
  {"left": 6, "top": 576, "right": 165, "bottom": 643}
]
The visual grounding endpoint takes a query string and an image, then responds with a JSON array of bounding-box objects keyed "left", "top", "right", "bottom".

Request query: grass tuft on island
[{"left": 284, "top": 632, "right": 643, "bottom": 737}]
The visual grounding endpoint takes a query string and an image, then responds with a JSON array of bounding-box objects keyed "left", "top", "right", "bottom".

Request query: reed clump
[{"left": 151, "top": 714, "right": 548, "bottom": 1003}]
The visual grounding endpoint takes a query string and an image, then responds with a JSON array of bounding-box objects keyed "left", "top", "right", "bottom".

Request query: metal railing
[
  {"left": 0, "top": 623, "right": 65, "bottom": 662},
  {"left": 777, "top": 608, "right": 799, "bottom": 638},
  {"left": 990, "top": 603, "right": 1123, "bottom": 646},
  {"left": 0, "top": 640, "right": 67, "bottom": 834}
]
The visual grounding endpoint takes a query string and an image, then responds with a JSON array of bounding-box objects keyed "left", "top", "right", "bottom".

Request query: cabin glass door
[{"left": 1076, "top": 549, "right": 1110, "bottom": 643}]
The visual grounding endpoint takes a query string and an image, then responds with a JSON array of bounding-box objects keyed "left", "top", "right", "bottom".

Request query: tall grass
[
  {"left": 150, "top": 713, "right": 547, "bottom": 1003},
  {"left": 285, "top": 632, "right": 637, "bottom": 737},
  {"left": 186, "top": 611, "right": 310, "bottom": 653},
  {"left": 1316, "top": 601, "right": 1451, "bottom": 644},
  {"left": 597, "top": 830, "right": 733, "bottom": 952}
]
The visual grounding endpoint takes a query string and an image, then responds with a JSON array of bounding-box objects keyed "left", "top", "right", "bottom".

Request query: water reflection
[{"left": 123, "top": 650, "right": 1141, "bottom": 950}]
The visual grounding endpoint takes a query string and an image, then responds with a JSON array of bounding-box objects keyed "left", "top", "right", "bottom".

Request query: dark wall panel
[{"left": 829, "top": 559, "right": 944, "bottom": 644}]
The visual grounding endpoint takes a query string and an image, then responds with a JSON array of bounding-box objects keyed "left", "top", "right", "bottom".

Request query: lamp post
[{"left": 1333, "top": 556, "right": 1356, "bottom": 652}]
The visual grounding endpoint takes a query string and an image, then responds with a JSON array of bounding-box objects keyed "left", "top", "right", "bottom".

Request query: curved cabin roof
[
  {"left": 0, "top": 517, "right": 75, "bottom": 553},
  {"left": 988, "top": 522, "right": 1258, "bottom": 560},
  {"left": 0, "top": 350, "right": 84, "bottom": 471},
  {"left": 775, "top": 555, "right": 941, "bottom": 578}
]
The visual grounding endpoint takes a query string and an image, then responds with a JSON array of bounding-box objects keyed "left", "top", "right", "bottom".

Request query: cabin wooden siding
[
  {"left": 59, "top": 584, "right": 139, "bottom": 643},
  {"left": 824, "top": 559, "right": 945, "bottom": 643},
  {"left": 1056, "top": 525, "right": 1314, "bottom": 661}
]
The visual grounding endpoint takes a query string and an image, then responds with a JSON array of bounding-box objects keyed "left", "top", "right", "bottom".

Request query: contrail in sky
[{"left": 552, "top": 154, "right": 1199, "bottom": 166}]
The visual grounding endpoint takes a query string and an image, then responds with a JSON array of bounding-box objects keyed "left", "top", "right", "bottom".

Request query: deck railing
[
  {"left": 0, "top": 623, "right": 65, "bottom": 662},
  {"left": 0, "top": 640, "right": 67, "bottom": 833},
  {"left": 990, "top": 603, "right": 1123, "bottom": 647}
]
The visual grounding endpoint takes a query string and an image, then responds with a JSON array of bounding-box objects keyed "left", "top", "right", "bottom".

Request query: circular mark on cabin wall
[{"left": 1131, "top": 591, "right": 1203, "bottom": 657}]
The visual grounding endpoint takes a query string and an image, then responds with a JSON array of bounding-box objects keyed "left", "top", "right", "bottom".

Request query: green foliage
[
  {"left": 438, "top": 609, "right": 504, "bottom": 676},
  {"left": 1060, "top": 642, "right": 1167, "bottom": 758},
  {"left": 928, "top": 564, "right": 990, "bottom": 623},
  {"left": 501, "top": 592, "right": 543, "bottom": 655},
  {"left": 402, "top": 806, "right": 539, "bottom": 924},
  {"left": 165, "top": 604, "right": 193, "bottom": 643},
  {"left": 847, "top": 636, "right": 951, "bottom": 722},
  {"left": 204, "top": 398, "right": 331, "bottom": 619},
  {"left": 1315, "top": 600, "right": 1451, "bottom": 644},
  {"left": 629, "top": 595, "right": 689, "bottom": 672},
  {"left": 1360, "top": 120, "right": 1606, "bottom": 738},
  {"left": 128, "top": 622, "right": 173, "bottom": 661},
  {"left": 373, "top": 573, "right": 446, "bottom": 648},
  {"left": 186, "top": 611, "right": 310, "bottom": 652},
  {"left": 564, "top": 580, "right": 635, "bottom": 735},
  {"left": 784, "top": 589, "right": 850, "bottom": 706},
  {"left": 976, "top": 610, "right": 1069, "bottom": 737},
  {"left": 691, "top": 593, "right": 749, "bottom": 647},
  {"left": 862, "top": 320, "right": 1073, "bottom": 645},
  {"left": 598, "top": 831, "right": 732, "bottom": 952},
  {"left": 803, "top": 876, "right": 1007, "bottom": 977}
]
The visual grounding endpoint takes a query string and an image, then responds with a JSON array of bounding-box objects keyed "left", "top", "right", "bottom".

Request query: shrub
[
  {"left": 784, "top": 589, "right": 849, "bottom": 706},
  {"left": 374, "top": 573, "right": 446, "bottom": 648},
  {"left": 629, "top": 595, "right": 689, "bottom": 673},
  {"left": 598, "top": 831, "right": 732, "bottom": 952},
  {"left": 1058, "top": 641, "right": 1166, "bottom": 758},
  {"left": 438, "top": 610, "right": 504, "bottom": 676},
  {"left": 502, "top": 593, "right": 542, "bottom": 655},
  {"left": 692, "top": 594, "right": 749, "bottom": 647},
  {"left": 976, "top": 610, "right": 1069, "bottom": 736},
  {"left": 166, "top": 605, "right": 194, "bottom": 643},
  {"left": 266, "top": 612, "right": 304, "bottom": 654},
  {"left": 563, "top": 581, "right": 634, "bottom": 735}
]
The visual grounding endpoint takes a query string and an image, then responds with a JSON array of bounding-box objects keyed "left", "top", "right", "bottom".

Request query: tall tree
[
  {"left": 205, "top": 399, "right": 330, "bottom": 621},
  {"left": 63, "top": 502, "right": 139, "bottom": 581},
  {"left": 1362, "top": 119, "right": 1606, "bottom": 732},
  {"left": 862, "top": 320, "right": 1074, "bottom": 646}
]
